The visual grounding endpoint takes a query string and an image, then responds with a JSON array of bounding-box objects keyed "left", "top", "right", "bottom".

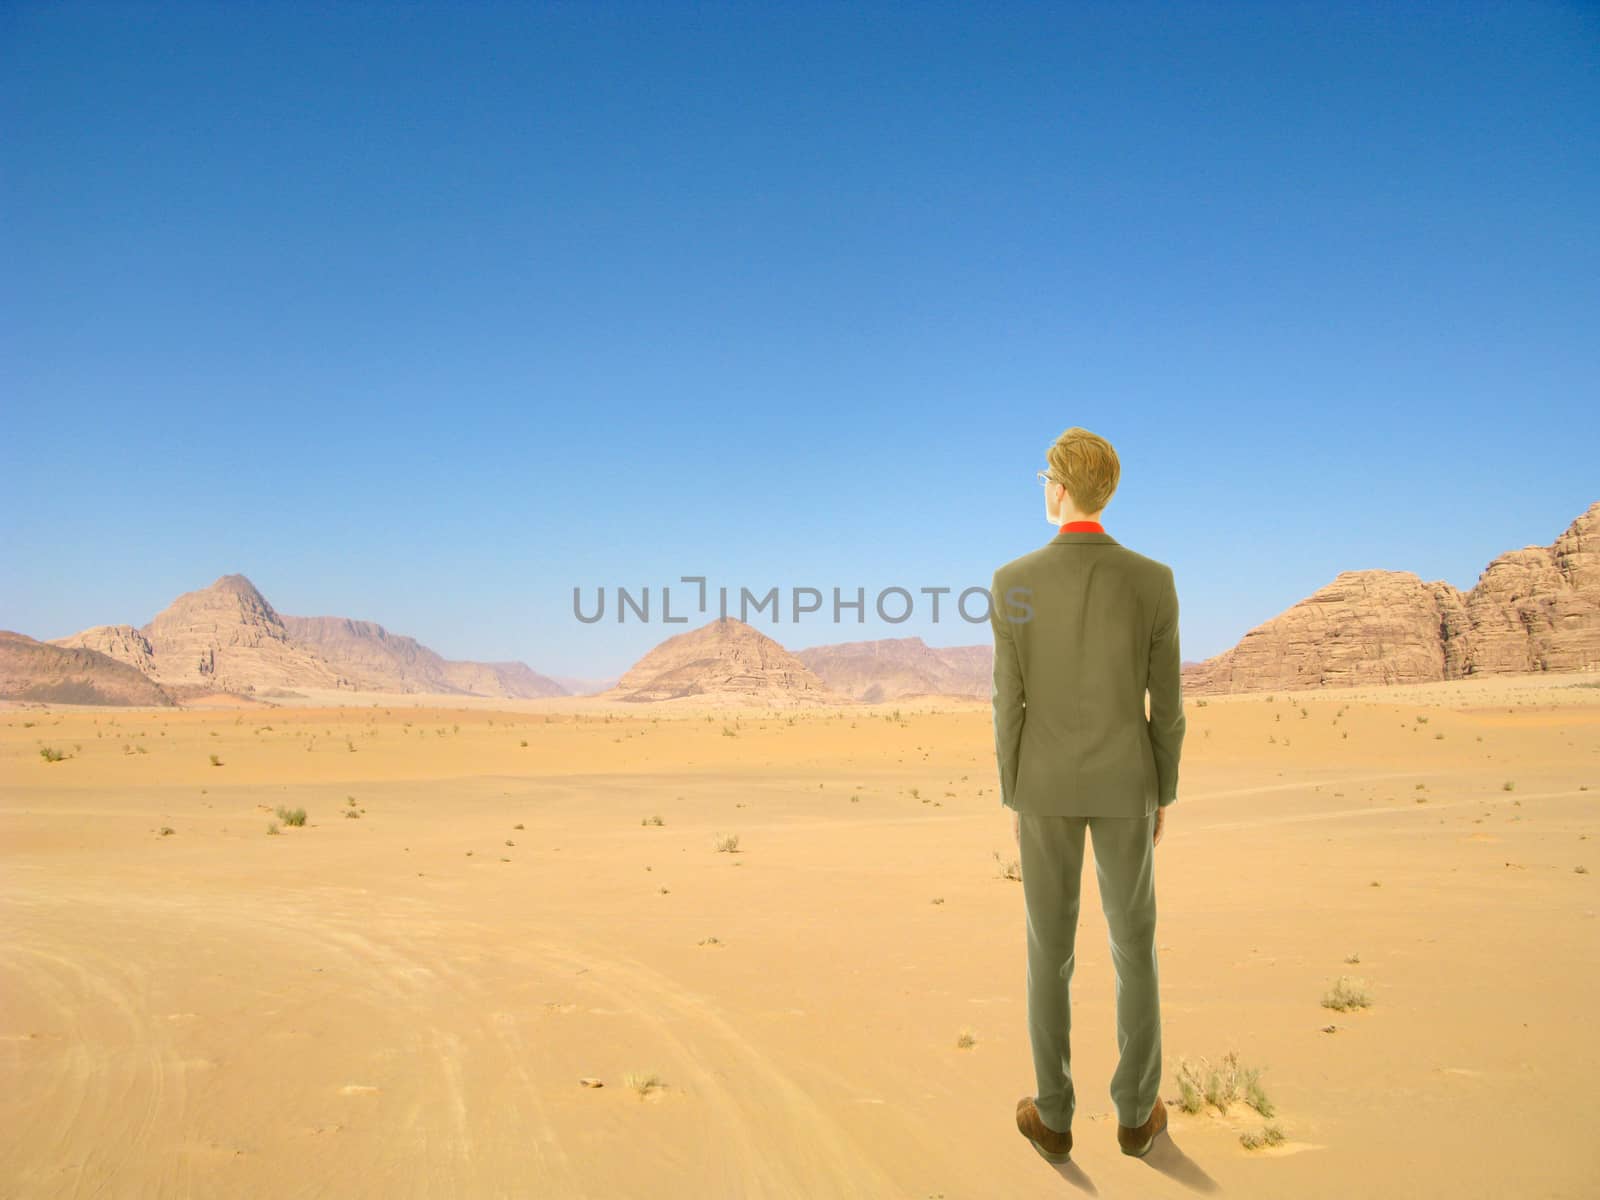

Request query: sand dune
[{"left": 2, "top": 674, "right": 1596, "bottom": 1197}]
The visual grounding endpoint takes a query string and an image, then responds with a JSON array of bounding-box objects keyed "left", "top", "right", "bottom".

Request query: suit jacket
[{"left": 991, "top": 528, "right": 1186, "bottom": 817}]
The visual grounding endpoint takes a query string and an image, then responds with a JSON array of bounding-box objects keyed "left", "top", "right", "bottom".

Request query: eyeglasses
[{"left": 1036, "top": 470, "right": 1063, "bottom": 488}]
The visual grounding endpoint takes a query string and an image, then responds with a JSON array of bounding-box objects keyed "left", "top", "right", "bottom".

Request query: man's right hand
[{"left": 1153, "top": 805, "right": 1166, "bottom": 847}]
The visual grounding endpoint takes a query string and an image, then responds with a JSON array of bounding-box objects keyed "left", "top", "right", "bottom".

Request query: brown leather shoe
[
  {"left": 1117, "top": 1095, "right": 1167, "bottom": 1157},
  {"left": 1016, "top": 1096, "right": 1073, "bottom": 1163}
]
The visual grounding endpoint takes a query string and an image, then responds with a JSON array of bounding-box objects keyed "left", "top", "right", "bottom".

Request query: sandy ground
[{"left": 1, "top": 674, "right": 1597, "bottom": 1198}]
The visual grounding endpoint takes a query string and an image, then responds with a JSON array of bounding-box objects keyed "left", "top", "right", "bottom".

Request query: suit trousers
[{"left": 1019, "top": 810, "right": 1163, "bottom": 1132}]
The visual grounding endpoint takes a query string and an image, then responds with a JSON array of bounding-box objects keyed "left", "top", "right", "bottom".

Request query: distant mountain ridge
[
  {"left": 32, "top": 573, "right": 568, "bottom": 703},
  {"left": 280, "top": 613, "right": 566, "bottom": 699},
  {"left": 5, "top": 501, "right": 1594, "bottom": 706},
  {"left": 794, "top": 635, "right": 990, "bottom": 701}
]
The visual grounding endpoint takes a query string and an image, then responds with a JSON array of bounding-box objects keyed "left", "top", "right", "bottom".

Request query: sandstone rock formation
[
  {"left": 597, "top": 616, "right": 840, "bottom": 705},
  {"left": 131, "top": 575, "right": 350, "bottom": 693},
  {"left": 796, "top": 635, "right": 991, "bottom": 701},
  {"left": 1183, "top": 500, "right": 1600, "bottom": 694},
  {"left": 0, "top": 631, "right": 175, "bottom": 706},
  {"left": 49, "top": 623, "right": 161, "bottom": 677}
]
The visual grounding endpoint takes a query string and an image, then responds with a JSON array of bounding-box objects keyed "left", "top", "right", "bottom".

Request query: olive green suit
[{"left": 990, "top": 528, "right": 1186, "bottom": 1132}]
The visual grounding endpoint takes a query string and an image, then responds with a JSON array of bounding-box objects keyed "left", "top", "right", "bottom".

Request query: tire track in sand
[
  {"left": 2, "top": 883, "right": 585, "bottom": 1199},
  {"left": 520, "top": 933, "right": 902, "bottom": 1199}
]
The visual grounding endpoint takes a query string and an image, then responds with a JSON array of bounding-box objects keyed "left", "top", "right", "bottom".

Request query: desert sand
[{"left": 2, "top": 674, "right": 1597, "bottom": 1198}]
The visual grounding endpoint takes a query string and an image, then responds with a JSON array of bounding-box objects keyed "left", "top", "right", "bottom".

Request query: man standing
[{"left": 991, "top": 426, "right": 1186, "bottom": 1164}]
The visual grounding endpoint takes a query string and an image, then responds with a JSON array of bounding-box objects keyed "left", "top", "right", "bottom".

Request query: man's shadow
[{"left": 1036, "top": 1129, "right": 1221, "bottom": 1193}]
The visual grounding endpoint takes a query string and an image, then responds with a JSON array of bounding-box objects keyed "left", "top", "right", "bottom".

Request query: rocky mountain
[
  {"left": 0, "top": 630, "right": 176, "bottom": 706},
  {"left": 42, "top": 574, "right": 567, "bottom": 702},
  {"left": 433, "top": 658, "right": 568, "bottom": 699},
  {"left": 116, "top": 574, "right": 351, "bottom": 693},
  {"left": 1183, "top": 500, "right": 1600, "bottom": 693},
  {"left": 597, "top": 616, "right": 839, "bottom": 705},
  {"left": 795, "top": 635, "right": 991, "bottom": 701},
  {"left": 280, "top": 615, "right": 567, "bottom": 699}
]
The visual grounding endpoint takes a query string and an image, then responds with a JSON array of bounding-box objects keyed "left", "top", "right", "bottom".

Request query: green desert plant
[
  {"left": 1321, "top": 976, "right": 1373, "bottom": 1011},
  {"left": 1244, "top": 1074, "right": 1275, "bottom": 1118},
  {"left": 624, "top": 1071, "right": 664, "bottom": 1099},
  {"left": 1240, "top": 1123, "right": 1285, "bottom": 1150},
  {"left": 1203, "top": 1052, "right": 1242, "bottom": 1112},
  {"left": 1176, "top": 1072, "right": 1204, "bottom": 1114},
  {"left": 1173, "top": 1051, "right": 1275, "bottom": 1118},
  {"left": 274, "top": 805, "right": 307, "bottom": 827}
]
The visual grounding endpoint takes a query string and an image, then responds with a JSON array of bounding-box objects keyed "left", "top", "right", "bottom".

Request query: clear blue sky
[{"left": 3, "top": 1, "right": 1595, "bottom": 681}]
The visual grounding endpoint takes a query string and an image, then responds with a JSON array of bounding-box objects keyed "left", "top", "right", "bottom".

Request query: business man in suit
[{"left": 991, "top": 426, "right": 1186, "bottom": 1164}]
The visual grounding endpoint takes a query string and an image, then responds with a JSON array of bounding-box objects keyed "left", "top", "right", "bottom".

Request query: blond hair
[{"left": 1046, "top": 427, "right": 1120, "bottom": 515}]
